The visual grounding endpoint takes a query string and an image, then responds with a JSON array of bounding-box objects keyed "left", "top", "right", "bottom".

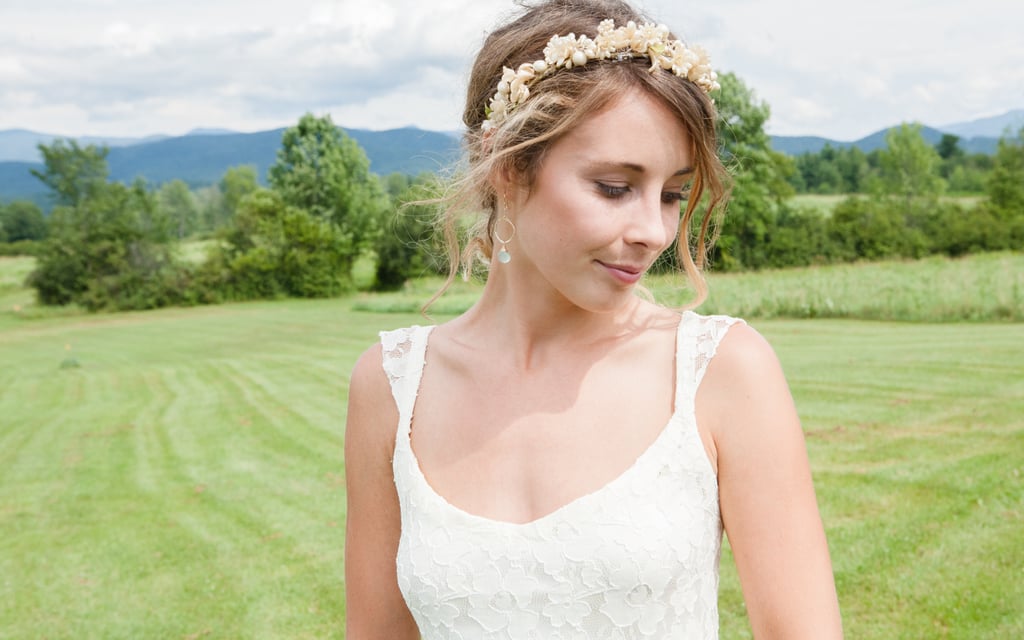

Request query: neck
[{"left": 454, "top": 264, "right": 657, "bottom": 371}]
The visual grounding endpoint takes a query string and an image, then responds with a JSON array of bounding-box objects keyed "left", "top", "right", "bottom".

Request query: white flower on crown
[
  {"left": 595, "top": 19, "right": 626, "bottom": 53},
  {"left": 482, "top": 19, "right": 719, "bottom": 131}
]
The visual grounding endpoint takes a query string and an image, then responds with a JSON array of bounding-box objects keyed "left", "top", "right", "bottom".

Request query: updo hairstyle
[{"left": 434, "top": 0, "right": 728, "bottom": 308}]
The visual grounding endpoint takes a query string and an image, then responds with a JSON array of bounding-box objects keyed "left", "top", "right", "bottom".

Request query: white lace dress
[{"left": 379, "top": 312, "right": 743, "bottom": 639}]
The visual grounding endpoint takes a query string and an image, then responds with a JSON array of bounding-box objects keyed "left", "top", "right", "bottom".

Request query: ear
[{"left": 487, "top": 166, "right": 517, "bottom": 213}]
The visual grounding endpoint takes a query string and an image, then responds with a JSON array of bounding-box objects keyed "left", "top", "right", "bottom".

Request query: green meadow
[
  {"left": 788, "top": 193, "right": 984, "bottom": 215},
  {"left": 1, "top": 254, "right": 1022, "bottom": 638}
]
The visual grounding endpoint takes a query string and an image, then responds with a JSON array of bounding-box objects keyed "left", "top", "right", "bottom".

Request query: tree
[
  {"left": 157, "top": 180, "right": 201, "bottom": 239},
  {"left": 268, "top": 113, "right": 386, "bottom": 256},
  {"left": 986, "top": 127, "right": 1024, "bottom": 217},
  {"left": 936, "top": 133, "right": 964, "bottom": 161},
  {"left": 876, "top": 123, "right": 946, "bottom": 202},
  {"left": 199, "top": 188, "right": 354, "bottom": 300},
  {"left": 835, "top": 146, "right": 870, "bottom": 193},
  {"left": 0, "top": 201, "right": 47, "bottom": 242},
  {"left": 373, "top": 175, "right": 445, "bottom": 290},
  {"left": 794, "top": 150, "right": 843, "bottom": 193},
  {"left": 30, "top": 139, "right": 110, "bottom": 207},
  {"left": 712, "top": 72, "right": 796, "bottom": 270},
  {"left": 984, "top": 126, "right": 1024, "bottom": 248},
  {"left": 220, "top": 165, "right": 260, "bottom": 220},
  {"left": 828, "top": 195, "right": 927, "bottom": 261},
  {"left": 28, "top": 181, "right": 188, "bottom": 310},
  {"left": 27, "top": 141, "right": 189, "bottom": 310}
]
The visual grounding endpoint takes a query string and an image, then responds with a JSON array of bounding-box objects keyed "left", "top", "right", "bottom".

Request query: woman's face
[{"left": 505, "top": 90, "right": 694, "bottom": 314}]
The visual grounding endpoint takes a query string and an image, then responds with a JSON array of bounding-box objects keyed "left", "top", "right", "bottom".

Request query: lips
[{"left": 596, "top": 260, "right": 645, "bottom": 285}]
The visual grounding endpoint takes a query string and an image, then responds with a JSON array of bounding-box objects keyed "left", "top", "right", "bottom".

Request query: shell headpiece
[{"left": 482, "top": 19, "right": 719, "bottom": 131}]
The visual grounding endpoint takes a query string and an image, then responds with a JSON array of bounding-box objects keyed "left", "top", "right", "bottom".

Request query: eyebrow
[{"left": 585, "top": 160, "right": 694, "bottom": 177}]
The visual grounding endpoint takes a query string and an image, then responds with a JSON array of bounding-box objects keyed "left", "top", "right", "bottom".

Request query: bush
[
  {"left": 0, "top": 200, "right": 48, "bottom": 243},
  {"left": 0, "top": 240, "right": 41, "bottom": 257},
  {"left": 196, "top": 189, "right": 354, "bottom": 301},
  {"left": 765, "top": 206, "right": 834, "bottom": 267},
  {"left": 28, "top": 182, "right": 192, "bottom": 311},
  {"left": 373, "top": 180, "right": 445, "bottom": 290},
  {"left": 828, "top": 196, "right": 927, "bottom": 261},
  {"left": 929, "top": 202, "right": 1013, "bottom": 256}
]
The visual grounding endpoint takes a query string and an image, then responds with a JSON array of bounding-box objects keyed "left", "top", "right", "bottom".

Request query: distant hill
[
  {"left": 768, "top": 108, "right": 1023, "bottom": 156},
  {"left": 770, "top": 125, "right": 1001, "bottom": 156},
  {"left": 0, "top": 129, "right": 169, "bottom": 162},
  {"left": 0, "top": 162, "right": 47, "bottom": 208},
  {"left": 3, "top": 108, "right": 1019, "bottom": 205},
  {"left": 0, "top": 127, "right": 461, "bottom": 207},
  {"left": 939, "top": 109, "right": 1024, "bottom": 139}
]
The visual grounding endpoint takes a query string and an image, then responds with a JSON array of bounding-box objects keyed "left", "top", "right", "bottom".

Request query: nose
[{"left": 624, "top": 191, "right": 673, "bottom": 250}]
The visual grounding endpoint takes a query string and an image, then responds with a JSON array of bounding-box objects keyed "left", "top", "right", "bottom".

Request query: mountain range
[
  {"left": 1, "top": 109, "right": 1020, "bottom": 208},
  {"left": 0, "top": 127, "right": 461, "bottom": 209}
]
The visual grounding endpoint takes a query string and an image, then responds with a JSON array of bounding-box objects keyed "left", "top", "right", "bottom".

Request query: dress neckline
[{"left": 400, "top": 315, "right": 688, "bottom": 529}]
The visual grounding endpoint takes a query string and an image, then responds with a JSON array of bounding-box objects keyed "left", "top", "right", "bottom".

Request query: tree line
[
  {"left": 712, "top": 116, "right": 1024, "bottom": 270},
  {"left": 2, "top": 73, "right": 1023, "bottom": 311},
  {"left": 9, "top": 113, "right": 434, "bottom": 311},
  {"left": 788, "top": 132, "right": 997, "bottom": 195}
]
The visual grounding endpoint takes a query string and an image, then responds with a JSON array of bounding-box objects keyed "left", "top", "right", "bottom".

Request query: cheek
[
  {"left": 529, "top": 194, "right": 608, "bottom": 244},
  {"left": 662, "top": 213, "right": 682, "bottom": 248}
]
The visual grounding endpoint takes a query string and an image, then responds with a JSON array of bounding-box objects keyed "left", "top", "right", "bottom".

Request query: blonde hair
[{"left": 429, "top": 0, "right": 728, "bottom": 310}]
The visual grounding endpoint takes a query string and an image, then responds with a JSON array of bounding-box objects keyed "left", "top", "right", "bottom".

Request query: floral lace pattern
[{"left": 380, "top": 312, "right": 743, "bottom": 639}]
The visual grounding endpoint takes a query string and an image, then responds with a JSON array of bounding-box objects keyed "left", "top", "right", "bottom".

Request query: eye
[
  {"left": 661, "top": 186, "right": 691, "bottom": 205},
  {"left": 596, "top": 182, "right": 630, "bottom": 198}
]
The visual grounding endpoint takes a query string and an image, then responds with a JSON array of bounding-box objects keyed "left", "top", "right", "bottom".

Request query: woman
[{"left": 345, "top": 0, "right": 843, "bottom": 637}]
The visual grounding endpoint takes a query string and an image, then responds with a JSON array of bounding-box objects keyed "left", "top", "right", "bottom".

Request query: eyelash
[
  {"left": 596, "top": 183, "right": 630, "bottom": 198},
  {"left": 596, "top": 182, "right": 690, "bottom": 203}
]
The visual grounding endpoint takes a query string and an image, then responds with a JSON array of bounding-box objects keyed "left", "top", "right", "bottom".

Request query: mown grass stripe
[{"left": 1, "top": 259, "right": 1022, "bottom": 637}]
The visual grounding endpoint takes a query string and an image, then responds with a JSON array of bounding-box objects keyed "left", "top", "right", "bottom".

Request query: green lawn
[{"left": 1, "top": 258, "right": 1022, "bottom": 638}]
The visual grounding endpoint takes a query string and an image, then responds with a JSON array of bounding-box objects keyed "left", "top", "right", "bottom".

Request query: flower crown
[{"left": 482, "top": 19, "right": 719, "bottom": 131}]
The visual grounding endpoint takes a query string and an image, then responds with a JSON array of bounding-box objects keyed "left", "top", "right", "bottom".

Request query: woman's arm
[
  {"left": 700, "top": 324, "right": 843, "bottom": 639},
  {"left": 344, "top": 345, "right": 420, "bottom": 639}
]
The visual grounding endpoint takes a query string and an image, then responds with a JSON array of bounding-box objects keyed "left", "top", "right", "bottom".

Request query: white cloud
[
  {"left": 0, "top": 0, "right": 1021, "bottom": 139},
  {"left": 102, "top": 22, "right": 162, "bottom": 57},
  {"left": 327, "top": 65, "right": 466, "bottom": 131},
  {"left": 0, "top": 56, "right": 28, "bottom": 80}
]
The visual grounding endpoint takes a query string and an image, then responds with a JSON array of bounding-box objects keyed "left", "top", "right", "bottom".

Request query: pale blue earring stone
[{"left": 497, "top": 248, "right": 511, "bottom": 264}]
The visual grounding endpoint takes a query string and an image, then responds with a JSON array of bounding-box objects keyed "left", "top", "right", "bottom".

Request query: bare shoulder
[
  {"left": 344, "top": 341, "right": 420, "bottom": 637},
  {"left": 708, "top": 320, "right": 782, "bottom": 380},
  {"left": 345, "top": 342, "right": 398, "bottom": 456},
  {"left": 701, "top": 321, "right": 791, "bottom": 410},
  {"left": 701, "top": 322, "right": 844, "bottom": 638},
  {"left": 696, "top": 321, "right": 799, "bottom": 469},
  {"left": 349, "top": 342, "right": 388, "bottom": 400}
]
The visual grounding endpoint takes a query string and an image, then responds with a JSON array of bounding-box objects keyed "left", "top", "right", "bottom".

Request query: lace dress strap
[
  {"left": 379, "top": 325, "right": 434, "bottom": 440},
  {"left": 675, "top": 312, "right": 745, "bottom": 411}
]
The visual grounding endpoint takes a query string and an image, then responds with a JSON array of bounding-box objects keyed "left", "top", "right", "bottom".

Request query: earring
[
  {"left": 494, "top": 192, "right": 516, "bottom": 264},
  {"left": 494, "top": 215, "right": 516, "bottom": 264}
]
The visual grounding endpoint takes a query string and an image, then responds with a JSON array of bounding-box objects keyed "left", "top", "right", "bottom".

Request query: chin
[{"left": 571, "top": 288, "right": 640, "bottom": 315}]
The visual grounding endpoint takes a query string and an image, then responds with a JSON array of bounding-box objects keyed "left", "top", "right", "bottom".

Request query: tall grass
[
  {"left": 660, "top": 252, "right": 1024, "bottom": 322},
  {"left": 7, "top": 250, "right": 1021, "bottom": 323},
  {"left": 353, "top": 252, "right": 1024, "bottom": 323},
  {"left": 0, "top": 256, "right": 33, "bottom": 296}
]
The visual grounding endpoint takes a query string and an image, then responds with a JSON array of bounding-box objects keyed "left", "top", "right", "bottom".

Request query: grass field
[
  {"left": 1, "top": 256, "right": 1022, "bottom": 638},
  {"left": 789, "top": 193, "right": 983, "bottom": 215}
]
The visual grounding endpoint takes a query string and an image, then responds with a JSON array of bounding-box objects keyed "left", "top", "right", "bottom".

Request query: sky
[{"left": 1, "top": 0, "right": 1022, "bottom": 142}]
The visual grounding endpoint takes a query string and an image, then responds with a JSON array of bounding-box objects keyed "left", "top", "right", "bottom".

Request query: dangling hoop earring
[
  {"left": 494, "top": 215, "right": 516, "bottom": 264},
  {"left": 494, "top": 193, "right": 516, "bottom": 264}
]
